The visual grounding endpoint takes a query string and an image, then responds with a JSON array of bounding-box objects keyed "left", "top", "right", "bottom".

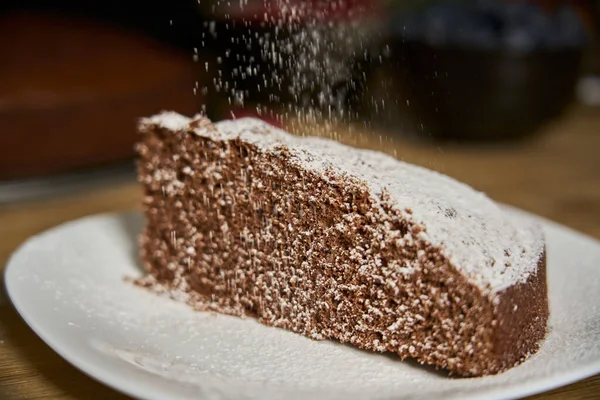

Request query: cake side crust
[{"left": 492, "top": 251, "right": 549, "bottom": 370}]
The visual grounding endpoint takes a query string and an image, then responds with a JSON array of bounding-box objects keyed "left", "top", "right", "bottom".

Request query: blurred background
[
  {"left": 2, "top": 4, "right": 600, "bottom": 397},
  {"left": 0, "top": 0, "right": 599, "bottom": 199}
]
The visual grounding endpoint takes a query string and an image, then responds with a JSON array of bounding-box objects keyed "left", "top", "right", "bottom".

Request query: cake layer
[{"left": 136, "top": 112, "right": 548, "bottom": 376}]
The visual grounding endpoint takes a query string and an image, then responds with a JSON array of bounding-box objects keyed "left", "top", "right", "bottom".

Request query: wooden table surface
[{"left": 1, "top": 106, "right": 599, "bottom": 399}]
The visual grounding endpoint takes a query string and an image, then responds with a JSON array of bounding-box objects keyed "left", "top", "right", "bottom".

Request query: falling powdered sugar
[{"left": 198, "top": 0, "right": 378, "bottom": 137}]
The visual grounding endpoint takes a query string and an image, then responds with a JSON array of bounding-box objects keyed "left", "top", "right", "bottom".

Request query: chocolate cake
[{"left": 136, "top": 112, "right": 548, "bottom": 377}]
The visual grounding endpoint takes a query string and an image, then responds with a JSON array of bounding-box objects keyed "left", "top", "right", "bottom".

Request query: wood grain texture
[{"left": 1, "top": 106, "right": 599, "bottom": 399}]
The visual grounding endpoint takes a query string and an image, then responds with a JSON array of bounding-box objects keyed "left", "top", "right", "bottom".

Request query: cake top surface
[{"left": 141, "top": 111, "right": 545, "bottom": 295}]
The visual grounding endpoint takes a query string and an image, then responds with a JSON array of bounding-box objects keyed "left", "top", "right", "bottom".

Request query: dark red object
[{"left": 0, "top": 12, "right": 200, "bottom": 181}]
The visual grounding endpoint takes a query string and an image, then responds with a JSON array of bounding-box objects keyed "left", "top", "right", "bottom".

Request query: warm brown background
[
  {"left": 1, "top": 105, "right": 599, "bottom": 399},
  {"left": 0, "top": 12, "right": 199, "bottom": 180}
]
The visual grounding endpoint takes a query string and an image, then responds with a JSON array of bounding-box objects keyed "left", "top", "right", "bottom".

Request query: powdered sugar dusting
[
  {"left": 141, "top": 113, "right": 544, "bottom": 295},
  {"left": 145, "top": 112, "right": 190, "bottom": 132}
]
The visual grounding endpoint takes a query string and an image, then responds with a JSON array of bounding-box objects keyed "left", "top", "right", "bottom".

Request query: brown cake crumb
[{"left": 135, "top": 112, "right": 548, "bottom": 377}]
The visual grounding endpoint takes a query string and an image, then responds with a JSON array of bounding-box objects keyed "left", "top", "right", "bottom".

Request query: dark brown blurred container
[
  {"left": 365, "top": 40, "right": 584, "bottom": 142},
  {"left": 0, "top": 12, "right": 200, "bottom": 181}
]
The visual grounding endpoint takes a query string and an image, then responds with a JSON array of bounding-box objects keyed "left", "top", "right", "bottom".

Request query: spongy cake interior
[{"left": 135, "top": 112, "right": 548, "bottom": 376}]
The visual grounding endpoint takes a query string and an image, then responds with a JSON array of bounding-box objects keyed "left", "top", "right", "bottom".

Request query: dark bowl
[{"left": 364, "top": 40, "right": 584, "bottom": 142}]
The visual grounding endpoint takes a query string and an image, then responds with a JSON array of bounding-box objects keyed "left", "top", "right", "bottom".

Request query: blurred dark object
[
  {"left": 0, "top": 11, "right": 200, "bottom": 181},
  {"left": 592, "top": 0, "right": 600, "bottom": 75},
  {"left": 366, "top": 0, "right": 589, "bottom": 142},
  {"left": 367, "top": 41, "right": 583, "bottom": 141},
  {"left": 0, "top": 0, "right": 200, "bottom": 50},
  {"left": 576, "top": 1, "right": 600, "bottom": 106},
  {"left": 395, "top": 0, "right": 589, "bottom": 51}
]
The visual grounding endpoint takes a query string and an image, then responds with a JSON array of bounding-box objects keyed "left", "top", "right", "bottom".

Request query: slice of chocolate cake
[{"left": 135, "top": 112, "right": 548, "bottom": 377}]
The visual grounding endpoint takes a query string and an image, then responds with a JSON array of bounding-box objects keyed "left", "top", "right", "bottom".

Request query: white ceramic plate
[{"left": 4, "top": 210, "right": 600, "bottom": 400}]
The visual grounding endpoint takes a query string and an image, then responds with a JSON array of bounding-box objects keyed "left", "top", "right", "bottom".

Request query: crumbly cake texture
[{"left": 136, "top": 111, "right": 548, "bottom": 377}]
